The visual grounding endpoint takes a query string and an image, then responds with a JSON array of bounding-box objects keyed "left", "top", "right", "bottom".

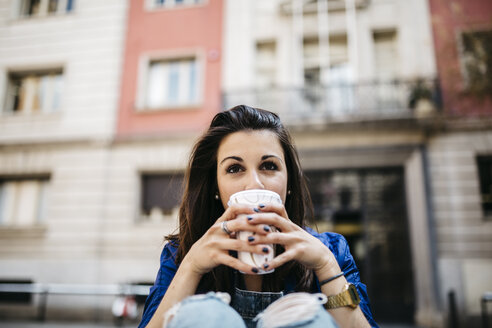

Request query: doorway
[{"left": 305, "top": 167, "right": 415, "bottom": 323}]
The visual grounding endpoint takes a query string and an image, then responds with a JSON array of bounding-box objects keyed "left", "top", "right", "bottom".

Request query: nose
[{"left": 245, "top": 169, "right": 265, "bottom": 190}]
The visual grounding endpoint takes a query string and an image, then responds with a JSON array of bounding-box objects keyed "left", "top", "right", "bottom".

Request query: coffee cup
[{"left": 227, "top": 189, "right": 282, "bottom": 274}]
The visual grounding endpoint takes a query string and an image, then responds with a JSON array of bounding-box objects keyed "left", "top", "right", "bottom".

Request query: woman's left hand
[{"left": 246, "top": 203, "right": 341, "bottom": 276}]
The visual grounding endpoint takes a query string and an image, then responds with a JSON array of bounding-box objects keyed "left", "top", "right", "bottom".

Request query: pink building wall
[
  {"left": 117, "top": 0, "right": 224, "bottom": 137},
  {"left": 429, "top": 0, "right": 492, "bottom": 116}
]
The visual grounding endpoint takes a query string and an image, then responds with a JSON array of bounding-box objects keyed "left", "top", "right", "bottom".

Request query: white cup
[{"left": 227, "top": 189, "right": 282, "bottom": 274}]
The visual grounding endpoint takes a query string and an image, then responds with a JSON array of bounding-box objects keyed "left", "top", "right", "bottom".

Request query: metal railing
[
  {"left": 223, "top": 78, "right": 441, "bottom": 125},
  {"left": 0, "top": 282, "right": 151, "bottom": 322}
]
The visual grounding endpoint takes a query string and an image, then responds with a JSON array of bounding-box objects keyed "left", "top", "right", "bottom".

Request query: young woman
[{"left": 139, "top": 105, "right": 378, "bottom": 328}]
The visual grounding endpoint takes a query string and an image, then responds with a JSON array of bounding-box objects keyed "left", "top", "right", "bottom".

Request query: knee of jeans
[
  {"left": 164, "top": 292, "right": 245, "bottom": 328},
  {"left": 255, "top": 292, "right": 337, "bottom": 328}
]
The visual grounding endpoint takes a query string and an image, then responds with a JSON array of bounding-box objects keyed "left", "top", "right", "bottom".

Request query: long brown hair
[{"left": 166, "top": 105, "right": 315, "bottom": 293}]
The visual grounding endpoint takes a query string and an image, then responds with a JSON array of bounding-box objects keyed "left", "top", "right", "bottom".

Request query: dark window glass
[
  {"left": 476, "top": 156, "right": 492, "bottom": 218},
  {"left": 0, "top": 279, "right": 33, "bottom": 304},
  {"left": 141, "top": 173, "right": 184, "bottom": 217}
]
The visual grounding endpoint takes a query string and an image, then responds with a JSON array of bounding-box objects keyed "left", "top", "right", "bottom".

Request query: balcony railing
[{"left": 223, "top": 78, "right": 441, "bottom": 126}]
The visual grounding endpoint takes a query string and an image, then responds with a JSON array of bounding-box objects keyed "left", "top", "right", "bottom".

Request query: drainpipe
[{"left": 420, "top": 143, "right": 442, "bottom": 313}]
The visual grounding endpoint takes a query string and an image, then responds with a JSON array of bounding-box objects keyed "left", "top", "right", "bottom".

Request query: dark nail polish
[
  {"left": 248, "top": 236, "right": 255, "bottom": 242},
  {"left": 259, "top": 204, "right": 265, "bottom": 208},
  {"left": 262, "top": 247, "right": 269, "bottom": 253},
  {"left": 254, "top": 208, "right": 260, "bottom": 213},
  {"left": 263, "top": 263, "right": 269, "bottom": 269},
  {"left": 263, "top": 225, "right": 270, "bottom": 232},
  {"left": 252, "top": 267, "right": 259, "bottom": 273},
  {"left": 247, "top": 216, "right": 253, "bottom": 221}
]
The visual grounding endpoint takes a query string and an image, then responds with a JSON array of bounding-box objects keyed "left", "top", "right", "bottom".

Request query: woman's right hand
[{"left": 182, "top": 204, "right": 272, "bottom": 275}]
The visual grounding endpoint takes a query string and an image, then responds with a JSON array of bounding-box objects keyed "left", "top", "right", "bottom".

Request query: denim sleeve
[
  {"left": 138, "top": 243, "right": 178, "bottom": 328},
  {"left": 312, "top": 230, "right": 379, "bottom": 328}
]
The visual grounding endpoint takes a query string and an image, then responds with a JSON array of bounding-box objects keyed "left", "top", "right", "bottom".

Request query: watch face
[{"left": 347, "top": 283, "right": 361, "bottom": 306}]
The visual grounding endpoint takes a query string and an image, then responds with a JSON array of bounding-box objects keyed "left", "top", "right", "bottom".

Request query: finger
[
  {"left": 221, "top": 238, "right": 274, "bottom": 256},
  {"left": 216, "top": 204, "right": 257, "bottom": 223},
  {"left": 215, "top": 252, "right": 262, "bottom": 274},
  {"left": 224, "top": 214, "right": 274, "bottom": 236},
  {"left": 255, "top": 202, "right": 288, "bottom": 219},
  {"left": 246, "top": 212, "right": 298, "bottom": 233},
  {"left": 248, "top": 231, "right": 301, "bottom": 246},
  {"left": 263, "top": 248, "right": 297, "bottom": 271}
]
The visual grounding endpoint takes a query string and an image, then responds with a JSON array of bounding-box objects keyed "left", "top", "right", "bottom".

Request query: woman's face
[{"left": 216, "top": 130, "right": 288, "bottom": 208}]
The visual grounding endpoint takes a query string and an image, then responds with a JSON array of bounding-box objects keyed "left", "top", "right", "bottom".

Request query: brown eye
[
  {"left": 226, "top": 164, "right": 243, "bottom": 174},
  {"left": 260, "top": 161, "right": 278, "bottom": 171}
]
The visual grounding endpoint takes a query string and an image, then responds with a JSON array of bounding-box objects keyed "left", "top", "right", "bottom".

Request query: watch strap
[{"left": 324, "top": 283, "right": 361, "bottom": 309}]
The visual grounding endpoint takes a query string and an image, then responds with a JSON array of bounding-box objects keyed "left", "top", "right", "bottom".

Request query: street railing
[{"left": 0, "top": 282, "right": 151, "bottom": 321}]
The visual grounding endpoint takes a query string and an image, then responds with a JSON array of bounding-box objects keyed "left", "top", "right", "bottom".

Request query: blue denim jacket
[{"left": 138, "top": 229, "right": 379, "bottom": 328}]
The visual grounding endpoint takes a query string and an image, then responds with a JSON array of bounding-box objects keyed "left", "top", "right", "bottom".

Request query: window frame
[
  {"left": 136, "top": 49, "right": 204, "bottom": 111},
  {"left": 144, "top": 0, "right": 206, "bottom": 12},
  {"left": 458, "top": 27, "right": 492, "bottom": 94},
  {"left": 255, "top": 40, "right": 277, "bottom": 88},
  {"left": 0, "top": 175, "right": 50, "bottom": 228},
  {"left": 18, "top": 0, "right": 75, "bottom": 18},
  {"left": 3, "top": 67, "right": 64, "bottom": 116},
  {"left": 476, "top": 155, "right": 492, "bottom": 220}
]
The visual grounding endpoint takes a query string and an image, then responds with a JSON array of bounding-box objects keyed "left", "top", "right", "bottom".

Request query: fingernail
[
  {"left": 259, "top": 204, "right": 265, "bottom": 208},
  {"left": 254, "top": 208, "right": 260, "bottom": 213},
  {"left": 262, "top": 247, "right": 269, "bottom": 253},
  {"left": 247, "top": 216, "right": 253, "bottom": 221},
  {"left": 263, "top": 225, "right": 270, "bottom": 232},
  {"left": 263, "top": 264, "right": 269, "bottom": 269},
  {"left": 252, "top": 267, "right": 259, "bottom": 273},
  {"left": 248, "top": 236, "right": 255, "bottom": 242}
]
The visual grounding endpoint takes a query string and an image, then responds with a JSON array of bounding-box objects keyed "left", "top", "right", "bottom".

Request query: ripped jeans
[{"left": 163, "top": 290, "right": 339, "bottom": 328}]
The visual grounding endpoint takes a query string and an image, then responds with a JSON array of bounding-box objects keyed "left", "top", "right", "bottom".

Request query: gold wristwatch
[{"left": 324, "top": 283, "right": 361, "bottom": 309}]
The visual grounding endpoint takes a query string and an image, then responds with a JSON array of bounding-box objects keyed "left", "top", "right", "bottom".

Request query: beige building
[{"left": 0, "top": 0, "right": 137, "bottom": 319}]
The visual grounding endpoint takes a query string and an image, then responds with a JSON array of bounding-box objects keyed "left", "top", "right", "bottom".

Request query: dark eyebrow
[
  {"left": 262, "top": 155, "right": 284, "bottom": 163},
  {"left": 219, "top": 156, "right": 243, "bottom": 165}
]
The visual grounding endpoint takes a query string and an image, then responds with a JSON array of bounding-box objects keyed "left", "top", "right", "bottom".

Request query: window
[
  {"left": 144, "top": 57, "right": 199, "bottom": 109},
  {"left": 302, "top": 35, "right": 354, "bottom": 115},
  {"left": 149, "top": 0, "right": 201, "bottom": 10},
  {"left": 4, "top": 69, "right": 63, "bottom": 115},
  {"left": 0, "top": 279, "right": 33, "bottom": 304},
  {"left": 20, "top": 0, "right": 74, "bottom": 17},
  {"left": 140, "top": 173, "right": 184, "bottom": 221},
  {"left": 0, "top": 177, "right": 49, "bottom": 227},
  {"left": 302, "top": 34, "right": 349, "bottom": 84},
  {"left": 460, "top": 30, "right": 492, "bottom": 95},
  {"left": 255, "top": 41, "right": 277, "bottom": 88},
  {"left": 373, "top": 30, "right": 398, "bottom": 80},
  {"left": 476, "top": 156, "right": 492, "bottom": 218}
]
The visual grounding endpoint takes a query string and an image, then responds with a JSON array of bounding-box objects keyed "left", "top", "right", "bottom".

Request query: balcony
[{"left": 223, "top": 78, "right": 441, "bottom": 127}]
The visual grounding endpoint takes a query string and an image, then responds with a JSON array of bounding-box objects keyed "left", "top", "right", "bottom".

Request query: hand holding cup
[{"left": 227, "top": 189, "right": 282, "bottom": 274}]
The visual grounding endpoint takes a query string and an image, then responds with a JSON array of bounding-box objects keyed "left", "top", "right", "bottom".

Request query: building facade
[
  {"left": 0, "top": 0, "right": 131, "bottom": 319},
  {"left": 427, "top": 0, "right": 492, "bottom": 326}
]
